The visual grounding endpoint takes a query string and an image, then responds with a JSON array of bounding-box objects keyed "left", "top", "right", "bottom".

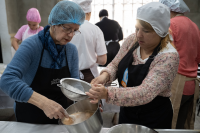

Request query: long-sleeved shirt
[
  {"left": 170, "top": 16, "right": 200, "bottom": 95},
  {"left": 101, "top": 34, "right": 179, "bottom": 107},
  {"left": 0, "top": 34, "right": 79, "bottom": 103}
]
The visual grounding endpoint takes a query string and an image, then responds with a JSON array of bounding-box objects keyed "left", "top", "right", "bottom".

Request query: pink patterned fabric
[
  {"left": 26, "top": 8, "right": 41, "bottom": 23},
  {"left": 101, "top": 33, "right": 179, "bottom": 107},
  {"left": 14, "top": 25, "right": 44, "bottom": 41}
]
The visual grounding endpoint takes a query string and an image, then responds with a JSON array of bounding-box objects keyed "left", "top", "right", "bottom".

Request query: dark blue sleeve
[{"left": 0, "top": 38, "right": 36, "bottom": 102}]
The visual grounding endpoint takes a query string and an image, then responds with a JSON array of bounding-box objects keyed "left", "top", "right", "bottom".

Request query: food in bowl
[{"left": 62, "top": 111, "right": 95, "bottom": 125}]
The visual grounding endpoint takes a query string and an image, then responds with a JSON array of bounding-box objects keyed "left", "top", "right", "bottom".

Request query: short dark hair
[{"left": 99, "top": 9, "right": 108, "bottom": 17}]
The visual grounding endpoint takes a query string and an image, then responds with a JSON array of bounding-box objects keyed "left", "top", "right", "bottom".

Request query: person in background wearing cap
[
  {"left": 86, "top": 2, "right": 179, "bottom": 129},
  {"left": 96, "top": 9, "right": 123, "bottom": 67},
  {"left": 0, "top": 1, "right": 85, "bottom": 124},
  {"left": 12, "top": 8, "right": 44, "bottom": 51},
  {"left": 70, "top": 0, "right": 107, "bottom": 83},
  {"left": 160, "top": 0, "right": 200, "bottom": 129}
]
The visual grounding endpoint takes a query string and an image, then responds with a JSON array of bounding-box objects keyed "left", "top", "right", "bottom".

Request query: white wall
[{"left": 0, "top": 0, "right": 12, "bottom": 64}]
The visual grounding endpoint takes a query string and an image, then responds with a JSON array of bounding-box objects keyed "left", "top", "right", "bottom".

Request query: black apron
[
  {"left": 15, "top": 46, "right": 73, "bottom": 124},
  {"left": 117, "top": 42, "right": 173, "bottom": 129}
]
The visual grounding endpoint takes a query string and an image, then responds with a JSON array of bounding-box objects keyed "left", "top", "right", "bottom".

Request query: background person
[
  {"left": 160, "top": 0, "right": 200, "bottom": 129},
  {"left": 12, "top": 8, "right": 43, "bottom": 51},
  {"left": 96, "top": 9, "right": 123, "bottom": 67},
  {"left": 70, "top": 0, "right": 107, "bottom": 83},
  {"left": 0, "top": 1, "right": 85, "bottom": 124},
  {"left": 86, "top": 2, "right": 179, "bottom": 129}
]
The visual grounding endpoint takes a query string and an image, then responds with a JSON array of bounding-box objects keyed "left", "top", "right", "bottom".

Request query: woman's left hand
[{"left": 85, "top": 84, "right": 108, "bottom": 104}]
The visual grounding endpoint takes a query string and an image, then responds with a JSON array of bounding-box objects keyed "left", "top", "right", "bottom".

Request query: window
[{"left": 91, "top": 0, "right": 159, "bottom": 39}]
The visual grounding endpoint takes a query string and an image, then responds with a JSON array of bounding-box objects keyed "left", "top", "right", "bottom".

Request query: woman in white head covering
[
  {"left": 86, "top": 2, "right": 179, "bottom": 129},
  {"left": 70, "top": 0, "right": 107, "bottom": 83},
  {"left": 160, "top": 0, "right": 200, "bottom": 129}
]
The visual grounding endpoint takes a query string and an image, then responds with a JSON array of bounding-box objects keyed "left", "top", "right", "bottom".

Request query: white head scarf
[
  {"left": 159, "top": 0, "right": 190, "bottom": 13},
  {"left": 72, "top": 0, "right": 92, "bottom": 13},
  {"left": 137, "top": 2, "right": 170, "bottom": 38}
]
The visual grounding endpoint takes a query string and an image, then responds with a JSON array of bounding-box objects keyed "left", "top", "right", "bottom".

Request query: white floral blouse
[{"left": 101, "top": 33, "right": 179, "bottom": 107}]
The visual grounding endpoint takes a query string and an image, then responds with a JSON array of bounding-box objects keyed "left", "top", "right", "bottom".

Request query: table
[
  {"left": 0, "top": 121, "right": 109, "bottom": 133},
  {"left": 1, "top": 121, "right": 200, "bottom": 133}
]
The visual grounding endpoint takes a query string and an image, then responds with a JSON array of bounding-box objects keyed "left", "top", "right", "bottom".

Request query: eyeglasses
[{"left": 60, "top": 24, "right": 81, "bottom": 36}]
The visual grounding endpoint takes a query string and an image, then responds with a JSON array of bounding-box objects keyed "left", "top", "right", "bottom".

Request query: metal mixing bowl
[
  {"left": 59, "top": 98, "right": 103, "bottom": 133},
  {"left": 58, "top": 78, "right": 90, "bottom": 101},
  {"left": 107, "top": 124, "right": 158, "bottom": 133}
]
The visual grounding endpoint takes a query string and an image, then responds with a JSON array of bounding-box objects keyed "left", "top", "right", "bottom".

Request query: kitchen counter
[{"left": 1, "top": 121, "right": 200, "bottom": 133}]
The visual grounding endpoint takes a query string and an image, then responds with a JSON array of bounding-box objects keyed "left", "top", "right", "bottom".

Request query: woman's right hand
[
  {"left": 41, "top": 99, "right": 68, "bottom": 119},
  {"left": 28, "top": 92, "right": 68, "bottom": 120},
  {"left": 91, "top": 72, "right": 110, "bottom": 85}
]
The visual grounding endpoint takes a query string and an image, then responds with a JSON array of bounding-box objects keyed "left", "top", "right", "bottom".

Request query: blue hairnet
[
  {"left": 48, "top": 1, "right": 85, "bottom": 25},
  {"left": 159, "top": 0, "right": 190, "bottom": 13}
]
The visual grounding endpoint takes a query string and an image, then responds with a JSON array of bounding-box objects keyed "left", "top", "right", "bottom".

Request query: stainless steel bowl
[
  {"left": 107, "top": 124, "right": 158, "bottom": 133},
  {"left": 59, "top": 98, "right": 103, "bottom": 133},
  {"left": 58, "top": 78, "right": 90, "bottom": 101}
]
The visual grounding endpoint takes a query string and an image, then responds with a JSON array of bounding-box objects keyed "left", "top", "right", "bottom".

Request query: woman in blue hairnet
[{"left": 0, "top": 1, "right": 85, "bottom": 124}]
